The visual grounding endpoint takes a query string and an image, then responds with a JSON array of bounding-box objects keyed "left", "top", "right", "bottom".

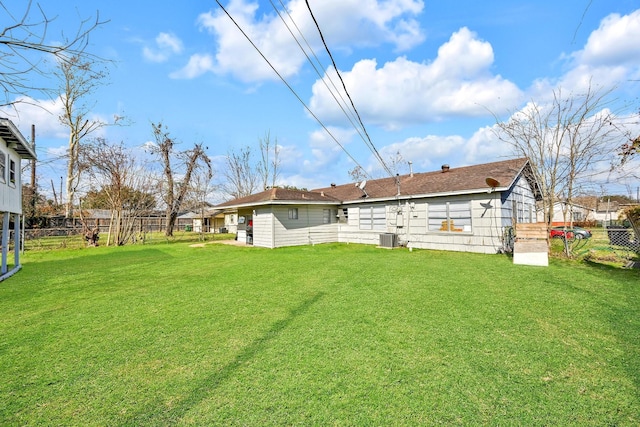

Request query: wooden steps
[{"left": 513, "top": 223, "right": 549, "bottom": 267}]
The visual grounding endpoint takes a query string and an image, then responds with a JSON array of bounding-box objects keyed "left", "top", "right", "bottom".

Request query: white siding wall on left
[
  {"left": 253, "top": 207, "right": 274, "bottom": 248},
  {"left": 0, "top": 150, "right": 23, "bottom": 214},
  {"left": 271, "top": 205, "right": 338, "bottom": 248}
]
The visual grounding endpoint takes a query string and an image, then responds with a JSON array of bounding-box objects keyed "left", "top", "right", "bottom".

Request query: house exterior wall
[
  {"left": 334, "top": 176, "right": 537, "bottom": 254},
  {"left": 544, "top": 202, "right": 595, "bottom": 225},
  {"left": 224, "top": 213, "right": 238, "bottom": 234},
  {"left": 268, "top": 205, "right": 338, "bottom": 248},
  {"left": 0, "top": 146, "right": 23, "bottom": 214},
  {"left": 500, "top": 175, "right": 537, "bottom": 227},
  {"left": 395, "top": 194, "right": 506, "bottom": 254},
  {"left": 253, "top": 207, "right": 274, "bottom": 248}
]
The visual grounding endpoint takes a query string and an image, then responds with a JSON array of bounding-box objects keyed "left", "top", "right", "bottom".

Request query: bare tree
[
  {"left": 222, "top": 146, "right": 259, "bottom": 199},
  {"left": 0, "top": 1, "right": 106, "bottom": 108},
  {"left": 621, "top": 135, "right": 640, "bottom": 163},
  {"left": 387, "top": 151, "right": 408, "bottom": 176},
  {"left": 348, "top": 165, "right": 366, "bottom": 183},
  {"left": 150, "top": 122, "right": 213, "bottom": 237},
  {"left": 189, "top": 170, "right": 215, "bottom": 240},
  {"left": 80, "top": 138, "right": 155, "bottom": 246},
  {"left": 496, "top": 84, "right": 634, "bottom": 255},
  {"left": 257, "top": 131, "right": 280, "bottom": 190},
  {"left": 56, "top": 54, "right": 114, "bottom": 218}
]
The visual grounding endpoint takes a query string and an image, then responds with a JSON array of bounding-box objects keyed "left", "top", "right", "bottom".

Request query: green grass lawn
[{"left": 1, "top": 242, "right": 639, "bottom": 425}]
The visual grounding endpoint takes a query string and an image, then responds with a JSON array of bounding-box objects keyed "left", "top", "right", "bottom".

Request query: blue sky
[{"left": 3, "top": 0, "right": 640, "bottom": 201}]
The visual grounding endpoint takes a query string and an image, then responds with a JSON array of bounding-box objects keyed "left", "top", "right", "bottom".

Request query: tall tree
[
  {"left": 496, "top": 85, "right": 629, "bottom": 223},
  {"left": 222, "top": 146, "right": 259, "bottom": 199},
  {"left": 56, "top": 54, "right": 113, "bottom": 218},
  {"left": 257, "top": 131, "right": 280, "bottom": 190},
  {"left": 0, "top": 1, "right": 106, "bottom": 108},
  {"left": 150, "top": 122, "right": 212, "bottom": 237},
  {"left": 80, "top": 138, "right": 155, "bottom": 246}
]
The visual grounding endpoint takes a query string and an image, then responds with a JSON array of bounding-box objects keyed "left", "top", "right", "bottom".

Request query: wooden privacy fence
[{"left": 513, "top": 222, "right": 549, "bottom": 267}]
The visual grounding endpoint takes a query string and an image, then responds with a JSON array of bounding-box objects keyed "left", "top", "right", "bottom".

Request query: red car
[{"left": 549, "top": 226, "right": 592, "bottom": 240}]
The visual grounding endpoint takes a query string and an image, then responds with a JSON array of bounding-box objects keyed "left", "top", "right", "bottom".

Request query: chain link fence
[{"left": 606, "top": 225, "right": 639, "bottom": 252}]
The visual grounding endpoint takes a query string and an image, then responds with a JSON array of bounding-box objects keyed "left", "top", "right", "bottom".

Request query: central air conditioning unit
[{"left": 379, "top": 233, "right": 398, "bottom": 248}]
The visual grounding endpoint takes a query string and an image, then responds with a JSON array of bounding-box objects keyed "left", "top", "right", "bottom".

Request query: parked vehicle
[{"left": 550, "top": 226, "right": 592, "bottom": 240}]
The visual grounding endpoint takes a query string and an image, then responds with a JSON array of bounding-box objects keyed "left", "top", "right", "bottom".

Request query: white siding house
[
  {"left": 215, "top": 158, "right": 540, "bottom": 254},
  {"left": 0, "top": 119, "right": 37, "bottom": 281},
  {"left": 544, "top": 201, "right": 596, "bottom": 225}
]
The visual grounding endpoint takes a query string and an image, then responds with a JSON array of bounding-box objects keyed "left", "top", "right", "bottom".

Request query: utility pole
[{"left": 30, "top": 125, "right": 36, "bottom": 226}]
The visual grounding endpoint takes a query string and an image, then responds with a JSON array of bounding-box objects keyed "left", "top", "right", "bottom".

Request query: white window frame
[
  {"left": 359, "top": 205, "right": 386, "bottom": 231},
  {"left": 0, "top": 152, "right": 5, "bottom": 183},
  {"left": 288, "top": 207, "right": 298, "bottom": 220},
  {"left": 9, "top": 158, "right": 16, "bottom": 184},
  {"left": 323, "top": 209, "right": 332, "bottom": 224},
  {"left": 428, "top": 201, "right": 472, "bottom": 233}
]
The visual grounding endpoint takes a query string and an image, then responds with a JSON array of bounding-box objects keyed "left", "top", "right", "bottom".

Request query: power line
[
  {"left": 214, "top": 0, "right": 366, "bottom": 176},
  {"left": 269, "top": 0, "right": 367, "bottom": 147},
  {"left": 304, "top": 0, "right": 394, "bottom": 178}
]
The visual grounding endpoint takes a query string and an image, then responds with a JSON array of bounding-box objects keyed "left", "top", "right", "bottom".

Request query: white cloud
[
  {"left": 533, "top": 10, "right": 640, "bottom": 96},
  {"left": 309, "top": 27, "right": 522, "bottom": 129},
  {"left": 579, "top": 10, "right": 640, "bottom": 66},
  {"left": 302, "top": 126, "right": 356, "bottom": 173},
  {"left": 463, "top": 125, "right": 511, "bottom": 164},
  {"left": 170, "top": 54, "right": 215, "bottom": 79},
  {"left": 0, "top": 96, "right": 67, "bottom": 138},
  {"left": 196, "top": 0, "right": 425, "bottom": 82},
  {"left": 378, "top": 134, "right": 466, "bottom": 171},
  {"left": 143, "top": 32, "right": 184, "bottom": 63}
]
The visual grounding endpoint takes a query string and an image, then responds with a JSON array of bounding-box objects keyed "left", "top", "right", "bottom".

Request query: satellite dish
[
  {"left": 485, "top": 177, "right": 500, "bottom": 188},
  {"left": 356, "top": 180, "right": 368, "bottom": 198}
]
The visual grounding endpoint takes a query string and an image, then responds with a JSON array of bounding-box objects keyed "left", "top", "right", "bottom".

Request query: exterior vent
[{"left": 379, "top": 233, "right": 398, "bottom": 248}]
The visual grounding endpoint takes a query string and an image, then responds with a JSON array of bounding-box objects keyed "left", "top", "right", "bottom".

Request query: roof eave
[
  {"left": 218, "top": 199, "right": 342, "bottom": 210},
  {"left": 340, "top": 187, "right": 508, "bottom": 204},
  {"left": 0, "top": 118, "right": 37, "bottom": 160}
]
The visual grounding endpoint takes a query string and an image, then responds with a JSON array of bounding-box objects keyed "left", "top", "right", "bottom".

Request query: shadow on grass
[{"left": 121, "top": 291, "right": 325, "bottom": 425}]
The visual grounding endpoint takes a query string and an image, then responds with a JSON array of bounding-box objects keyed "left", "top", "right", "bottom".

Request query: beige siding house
[
  {"left": 0, "top": 119, "right": 37, "bottom": 281},
  {"left": 215, "top": 158, "right": 540, "bottom": 254}
]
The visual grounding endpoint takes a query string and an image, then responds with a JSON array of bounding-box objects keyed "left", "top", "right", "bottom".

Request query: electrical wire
[
  {"left": 214, "top": 0, "right": 366, "bottom": 175},
  {"left": 269, "top": 0, "right": 367, "bottom": 148},
  {"left": 304, "top": 0, "right": 394, "bottom": 179}
]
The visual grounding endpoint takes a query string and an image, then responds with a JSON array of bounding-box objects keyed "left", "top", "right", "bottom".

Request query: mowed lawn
[{"left": 1, "top": 242, "right": 639, "bottom": 426}]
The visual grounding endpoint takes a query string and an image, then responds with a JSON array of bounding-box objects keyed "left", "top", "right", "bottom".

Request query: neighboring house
[
  {"left": 0, "top": 118, "right": 37, "bottom": 281},
  {"left": 544, "top": 201, "right": 596, "bottom": 226},
  {"left": 214, "top": 158, "right": 541, "bottom": 254},
  {"left": 178, "top": 209, "right": 229, "bottom": 233},
  {"left": 593, "top": 200, "right": 620, "bottom": 226}
]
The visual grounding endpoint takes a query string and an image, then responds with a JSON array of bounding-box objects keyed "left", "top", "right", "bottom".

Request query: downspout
[
  {"left": 271, "top": 207, "right": 276, "bottom": 249},
  {"left": 405, "top": 199, "right": 412, "bottom": 250}
]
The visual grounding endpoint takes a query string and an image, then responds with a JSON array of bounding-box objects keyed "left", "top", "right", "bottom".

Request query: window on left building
[
  {"left": 0, "top": 152, "right": 5, "bottom": 183},
  {"left": 9, "top": 159, "right": 16, "bottom": 184}
]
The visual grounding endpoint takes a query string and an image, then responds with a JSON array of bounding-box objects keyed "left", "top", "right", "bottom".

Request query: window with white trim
[
  {"left": 428, "top": 201, "right": 472, "bottom": 232},
  {"left": 9, "top": 159, "right": 16, "bottom": 184},
  {"left": 0, "top": 152, "right": 5, "bottom": 183},
  {"left": 323, "top": 209, "right": 332, "bottom": 224},
  {"left": 288, "top": 207, "right": 298, "bottom": 220},
  {"left": 359, "top": 205, "right": 386, "bottom": 230}
]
